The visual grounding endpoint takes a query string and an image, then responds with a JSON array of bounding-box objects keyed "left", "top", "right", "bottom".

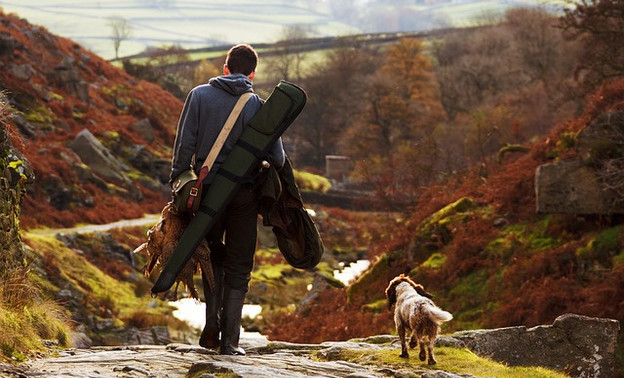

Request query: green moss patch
[
  {"left": 421, "top": 252, "right": 446, "bottom": 270},
  {"left": 293, "top": 170, "right": 332, "bottom": 193},
  {"left": 576, "top": 226, "right": 622, "bottom": 267},
  {"left": 362, "top": 299, "right": 387, "bottom": 313},
  {"left": 317, "top": 346, "right": 568, "bottom": 378}
]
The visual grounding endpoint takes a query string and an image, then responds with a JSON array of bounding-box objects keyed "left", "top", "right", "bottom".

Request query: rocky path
[
  {"left": 18, "top": 334, "right": 456, "bottom": 378},
  {"left": 13, "top": 313, "right": 620, "bottom": 378}
]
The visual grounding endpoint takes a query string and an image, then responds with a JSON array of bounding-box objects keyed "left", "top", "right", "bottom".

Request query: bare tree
[
  {"left": 108, "top": 15, "right": 133, "bottom": 60},
  {"left": 289, "top": 44, "right": 379, "bottom": 169},
  {"left": 560, "top": 0, "right": 624, "bottom": 90},
  {"left": 266, "top": 25, "right": 313, "bottom": 82}
]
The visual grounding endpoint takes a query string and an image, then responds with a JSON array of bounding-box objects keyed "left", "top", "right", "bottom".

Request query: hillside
[
  {"left": 265, "top": 78, "right": 624, "bottom": 372},
  {"left": 0, "top": 11, "right": 179, "bottom": 229}
]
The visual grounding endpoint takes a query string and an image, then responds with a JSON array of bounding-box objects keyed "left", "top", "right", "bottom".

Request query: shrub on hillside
[{"left": 294, "top": 170, "right": 331, "bottom": 193}]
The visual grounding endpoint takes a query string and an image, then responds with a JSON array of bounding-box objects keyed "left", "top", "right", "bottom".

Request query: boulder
[
  {"left": 69, "top": 332, "right": 93, "bottom": 349},
  {"left": 126, "top": 327, "right": 171, "bottom": 345},
  {"left": 450, "top": 313, "right": 620, "bottom": 377},
  {"left": 421, "top": 373, "right": 473, "bottom": 378},
  {"left": 48, "top": 56, "right": 89, "bottom": 103},
  {"left": 12, "top": 114, "right": 37, "bottom": 139},
  {"left": 130, "top": 119, "right": 155, "bottom": 142},
  {"left": 535, "top": 159, "right": 624, "bottom": 214},
  {"left": 0, "top": 125, "right": 34, "bottom": 271},
  {"left": 317, "top": 341, "right": 384, "bottom": 361},
  {"left": 68, "top": 129, "right": 130, "bottom": 186},
  {"left": 127, "top": 144, "right": 154, "bottom": 171},
  {"left": 9, "top": 63, "right": 35, "bottom": 81},
  {"left": 536, "top": 110, "right": 624, "bottom": 214},
  {"left": 0, "top": 31, "right": 17, "bottom": 55},
  {"left": 154, "top": 158, "right": 173, "bottom": 184}
]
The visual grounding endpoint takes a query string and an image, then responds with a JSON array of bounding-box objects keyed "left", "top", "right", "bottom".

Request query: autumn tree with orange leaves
[{"left": 344, "top": 38, "right": 445, "bottom": 208}]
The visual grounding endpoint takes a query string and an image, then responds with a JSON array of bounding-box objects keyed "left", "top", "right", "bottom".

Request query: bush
[{"left": 293, "top": 170, "right": 332, "bottom": 193}]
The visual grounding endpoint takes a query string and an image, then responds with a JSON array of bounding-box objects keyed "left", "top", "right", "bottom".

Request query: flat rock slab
[
  {"left": 189, "top": 352, "right": 381, "bottom": 378},
  {"left": 21, "top": 337, "right": 462, "bottom": 378},
  {"left": 22, "top": 347, "right": 384, "bottom": 378},
  {"left": 24, "top": 346, "right": 198, "bottom": 377},
  {"left": 21, "top": 335, "right": 391, "bottom": 378},
  {"left": 20, "top": 314, "right": 617, "bottom": 378}
]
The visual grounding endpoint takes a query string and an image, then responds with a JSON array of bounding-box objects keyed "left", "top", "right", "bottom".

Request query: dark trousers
[{"left": 206, "top": 187, "right": 258, "bottom": 292}]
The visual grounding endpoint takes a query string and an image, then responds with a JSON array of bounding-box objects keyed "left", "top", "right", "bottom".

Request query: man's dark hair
[{"left": 226, "top": 44, "right": 258, "bottom": 76}]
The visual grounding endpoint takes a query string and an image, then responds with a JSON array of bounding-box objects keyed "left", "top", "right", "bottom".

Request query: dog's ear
[
  {"left": 385, "top": 280, "right": 398, "bottom": 311},
  {"left": 414, "top": 284, "right": 433, "bottom": 299}
]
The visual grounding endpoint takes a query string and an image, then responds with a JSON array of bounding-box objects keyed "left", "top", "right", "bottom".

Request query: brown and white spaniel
[{"left": 385, "top": 274, "right": 452, "bottom": 364}]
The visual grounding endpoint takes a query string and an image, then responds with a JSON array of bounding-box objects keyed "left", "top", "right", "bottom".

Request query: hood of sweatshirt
[{"left": 209, "top": 73, "right": 253, "bottom": 96}]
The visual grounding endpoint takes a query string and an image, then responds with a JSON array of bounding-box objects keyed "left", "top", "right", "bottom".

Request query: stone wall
[{"left": 0, "top": 117, "right": 34, "bottom": 273}]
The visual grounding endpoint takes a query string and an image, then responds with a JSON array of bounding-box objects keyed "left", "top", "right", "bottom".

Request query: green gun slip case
[{"left": 151, "top": 80, "right": 307, "bottom": 295}]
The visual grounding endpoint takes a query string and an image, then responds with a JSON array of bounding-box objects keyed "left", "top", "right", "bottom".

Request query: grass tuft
[{"left": 0, "top": 266, "right": 71, "bottom": 363}]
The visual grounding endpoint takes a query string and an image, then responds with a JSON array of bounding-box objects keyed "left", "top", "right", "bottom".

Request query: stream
[{"left": 169, "top": 259, "right": 371, "bottom": 332}]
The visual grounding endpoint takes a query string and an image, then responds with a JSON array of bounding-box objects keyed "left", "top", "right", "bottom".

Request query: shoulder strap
[{"left": 199, "top": 92, "right": 254, "bottom": 175}]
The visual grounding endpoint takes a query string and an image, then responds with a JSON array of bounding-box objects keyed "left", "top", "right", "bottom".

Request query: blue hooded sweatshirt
[{"left": 170, "top": 73, "right": 285, "bottom": 184}]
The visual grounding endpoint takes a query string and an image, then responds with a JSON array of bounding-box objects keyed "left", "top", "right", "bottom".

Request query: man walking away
[{"left": 169, "top": 44, "right": 285, "bottom": 355}]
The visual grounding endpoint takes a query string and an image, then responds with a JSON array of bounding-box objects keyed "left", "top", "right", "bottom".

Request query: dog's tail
[{"left": 427, "top": 305, "right": 453, "bottom": 324}]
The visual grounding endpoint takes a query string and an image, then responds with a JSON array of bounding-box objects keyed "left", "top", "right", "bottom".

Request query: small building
[{"left": 325, "top": 155, "right": 354, "bottom": 183}]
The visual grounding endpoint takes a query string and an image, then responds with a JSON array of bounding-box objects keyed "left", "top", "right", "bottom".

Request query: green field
[{"left": 0, "top": 0, "right": 357, "bottom": 59}]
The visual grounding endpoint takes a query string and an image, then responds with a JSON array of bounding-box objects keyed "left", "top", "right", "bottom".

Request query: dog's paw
[
  {"left": 409, "top": 338, "right": 418, "bottom": 349},
  {"left": 428, "top": 358, "right": 437, "bottom": 365},
  {"left": 419, "top": 350, "right": 427, "bottom": 361},
  {"left": 399, "top": 352, "right": 409, "bottom": 358}
]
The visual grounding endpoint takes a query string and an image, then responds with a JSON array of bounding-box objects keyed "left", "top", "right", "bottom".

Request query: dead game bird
[{"left": 133, "top": 202, "right": 213, "bottom": 299}]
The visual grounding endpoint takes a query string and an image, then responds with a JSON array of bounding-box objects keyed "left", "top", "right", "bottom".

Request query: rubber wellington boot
[
  {"left": 199, "top": 264, "right": 223, "bottom": 349},
  {"left": 219, "top": 288, "right": 246, "bottom": 356}
]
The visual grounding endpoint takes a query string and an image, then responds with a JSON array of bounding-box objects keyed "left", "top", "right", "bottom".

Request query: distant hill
[
  {"left": 0, "top": 0, "right": 563, "bottom": 60},
  {"left": 0, "top": 1, "right": 358, "bottom": 59}
]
